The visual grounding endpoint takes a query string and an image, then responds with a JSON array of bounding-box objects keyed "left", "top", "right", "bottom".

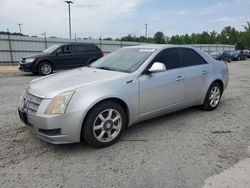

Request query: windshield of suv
[
  {"left": 90, "top": 48, "right": 155, "bottom": 73},
  {"left": 211, "top": 51, "right": 222, "bottom": 56},
  {"left": 229, "top": 51, "right": 238, "bottom": 55},
  {"left": 42, "top": 44, "right": 62, "bottom": 53}
]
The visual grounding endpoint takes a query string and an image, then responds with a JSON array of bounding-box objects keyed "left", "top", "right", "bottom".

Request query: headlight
[
  {"left": 20, "top": 90, "right": 27, "bottom": 108},
  {"left": 25, "top": 58, "right": 36, "bottom": 63},
  {"left": 46, "top": 91, "right": 75, "bottom": 114}
]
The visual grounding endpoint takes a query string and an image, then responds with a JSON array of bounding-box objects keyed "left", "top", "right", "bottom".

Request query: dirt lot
[
  {"left": 0, "top": 65, "right": 19, "bottom": 73},
  {"left": 0, "top": 61, "right": 250, "bottom": 188}
]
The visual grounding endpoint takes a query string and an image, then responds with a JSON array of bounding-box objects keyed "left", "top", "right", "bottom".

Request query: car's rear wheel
[
  {"left": 201, "top": 82, "right": 222, "bottom": 111},
  {"left": 38, "top": 62, "right": 53, "bottom": 76},
  {"left": 82, "top": 101, "right": 126, "bottom": 148}
]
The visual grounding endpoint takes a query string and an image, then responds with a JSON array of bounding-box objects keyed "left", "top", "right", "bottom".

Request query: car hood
[
  {"left": 23, "top": 53, "right": 49, "bottom": 59},
  {"left": 27, "top": 67, "right": 129, "bottom": 98}
]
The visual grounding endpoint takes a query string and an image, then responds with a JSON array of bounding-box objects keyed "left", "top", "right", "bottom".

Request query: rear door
[{"left": 179, "top": 48, "right": 211, "bottom": 103}]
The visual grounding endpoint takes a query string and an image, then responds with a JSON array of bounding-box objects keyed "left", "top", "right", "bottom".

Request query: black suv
[
  {"left": 210, "top": 51, "right": 232, "bottom": 62},
  {"left": 19, "top": 43, "right": 103, "bottom": 75},
  {"left": 229, "top": 50, "right": 247, "bottom": 61}
]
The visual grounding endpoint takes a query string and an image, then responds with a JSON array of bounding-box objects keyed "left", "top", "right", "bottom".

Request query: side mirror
[{"left": 148, "top": 62, "right": 166, "bottom": 73}]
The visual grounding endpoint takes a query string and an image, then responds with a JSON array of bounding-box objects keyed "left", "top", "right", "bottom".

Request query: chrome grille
[{"left": 22, "top": 92, "right": 43, "bottom": 115}]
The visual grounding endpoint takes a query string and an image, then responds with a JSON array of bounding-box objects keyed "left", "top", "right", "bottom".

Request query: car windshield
[
  {"left": 90, "top": 48, "right": 155, "bottom": 73},
  {"left": 229, "top": 51, "right": 238, "bottom": 55},
  {"left": 211, "top": 51, "right": 222, "bottom": 55},
  {"left": 42, "top": 44, "right": 62, "bottom": 53}
]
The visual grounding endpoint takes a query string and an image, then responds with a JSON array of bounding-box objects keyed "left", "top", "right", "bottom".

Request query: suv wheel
[
  {"left": 82, "top": 101, "right": 126, "bottom": 148},
  {"left": 38, "top": 62, "right": 53, "bottom": 76}
]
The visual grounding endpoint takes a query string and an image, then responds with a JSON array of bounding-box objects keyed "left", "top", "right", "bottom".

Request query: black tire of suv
[
  {"left": 38, "top": 62, "right": 53, "bottom": 76},
  {"left": 87, "top": 58, "right": 97, "bottom": 65},
  {"left": 201, "top": 82, "right": 222, "bottom": 111},
  {"left": 82, "top": 101, "right": 127, "bottom": 148}
]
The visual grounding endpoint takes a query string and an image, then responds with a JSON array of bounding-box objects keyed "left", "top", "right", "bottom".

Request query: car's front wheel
[
  {"left": 201, "top": 82, "right": 222, "bottom": 111},
  {"left": 38, "top": 62, "right": 53, "bottom": 76},
  {"left": 82, "top": 101, "right": 126, "bottom": 148}
]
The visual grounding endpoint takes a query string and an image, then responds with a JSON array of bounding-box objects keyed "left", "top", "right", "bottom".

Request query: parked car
[
  {"left": 210, "top": 51, "right": 231, "bottom": 62},
  {"left": 229, "top": 50, "right": 247, "bottom": 61},
  {"left": 19, "top": 43, "right": 103, "bottom": 75},
  {"left": 243, "top": 50, "right": 250, "bottom": 58},
  {"left": 18, "top": 45, "right": 229, "bottom": 148}
]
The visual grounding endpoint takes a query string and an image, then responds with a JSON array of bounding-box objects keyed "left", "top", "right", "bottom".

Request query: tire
[
  {"left": 201, "top": 82, "right": 222, "bottom": 111},
  {"left": 87, "top": 58, "right": 97, "bottom": 65},
  {"left": 228, "top": 58, "right": 231, "bottom": 62},
  {"left": 38, "top": 62, "right": 53, "bottom": 76},
  {"left": 237, "top": 57, "right": 240, "bottom": 61},
  {"left": 82, "top": 101, "right": 127, "bottom": 148}
]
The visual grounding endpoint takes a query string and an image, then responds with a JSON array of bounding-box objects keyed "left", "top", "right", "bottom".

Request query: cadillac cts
[{"left": 18, "top": 45, "right": 229, "bottom": 147}]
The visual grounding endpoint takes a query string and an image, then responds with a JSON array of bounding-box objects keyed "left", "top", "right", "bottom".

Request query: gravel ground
[
  {"left": 0, "top": 61, "right": 250, "bottom": 188},
  {"left": 0, "top": 65, "right": 19, "bottom": 73}
]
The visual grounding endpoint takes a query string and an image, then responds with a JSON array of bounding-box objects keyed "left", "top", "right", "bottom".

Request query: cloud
[
  {"left": 199, "top": 2, "right": 225, "bottom": 15},
  {"left": 236, "top": 0, "right": 250, "bottom": 5},
  {"left": 209, "top": 17, "right": 232, "bottom": 23},
  {"left": 0, "top": 0, "right": 144, "bottom": 38}
]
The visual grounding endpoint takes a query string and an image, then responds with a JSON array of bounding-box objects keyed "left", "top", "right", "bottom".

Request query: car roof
[
  {"left": 124, "top": 44, "right": 196, "bottom": 50},
  {"left": 63, "top": 43, "right": 96, "bottom": 46}
]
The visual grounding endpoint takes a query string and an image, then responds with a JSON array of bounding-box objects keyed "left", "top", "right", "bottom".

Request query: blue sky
[{"left": 0, "top": 0, "right": 249, "bottom": 39}]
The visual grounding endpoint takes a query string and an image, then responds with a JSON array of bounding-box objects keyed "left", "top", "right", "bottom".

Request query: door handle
[
  {"left": 176, "top": 76, "right": 184, "bottom": 81},
  {"left": 202, "top": 70, "right": 208, "bottom": 75}
]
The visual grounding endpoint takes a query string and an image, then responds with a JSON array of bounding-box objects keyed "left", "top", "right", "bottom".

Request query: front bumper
[
  {"left": 18, "top": 107, "right": 84, "bottom": 144},
  {"left": 19, "top": 62, "right": 34, "bottom": 72}
]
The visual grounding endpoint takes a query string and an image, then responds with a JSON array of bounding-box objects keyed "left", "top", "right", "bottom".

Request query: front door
[
  {"left": 53, "top": 45, "right": 77, "bottom": 69},
  {"left": 139, "top": 48, "right": 185, "bottom": 119}
]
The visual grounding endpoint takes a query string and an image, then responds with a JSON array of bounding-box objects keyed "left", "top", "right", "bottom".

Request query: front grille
[{"left": 22, "top": 92, "right": 43, "bottom": 115}]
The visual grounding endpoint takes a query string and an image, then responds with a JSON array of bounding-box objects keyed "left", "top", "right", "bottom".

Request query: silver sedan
[{"left": 18, "top": 45, "right": 229, "bottom": 147}]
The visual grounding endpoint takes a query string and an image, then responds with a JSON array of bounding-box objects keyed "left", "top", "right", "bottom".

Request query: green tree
[
  {"left": 154, "top": 31, "right": 165, "bottom": 44},
  {"left": 241, "top": 22, "right": 250, "bottom": 49}
]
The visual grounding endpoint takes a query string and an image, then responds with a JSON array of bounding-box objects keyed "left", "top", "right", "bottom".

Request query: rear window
[
  {"left": 180, "top": 48, "right": 207, "bottom": 67},
  {"left": 86, "top": 45, "right": 100, "bottom": 51},
  {"left": 75, "top": 44, "right": 100, "bottom": 52}
]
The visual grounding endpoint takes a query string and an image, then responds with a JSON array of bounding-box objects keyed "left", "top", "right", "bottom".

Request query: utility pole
[
  {"left": 18, "top": 23, "right": 22, "bottom": 34},
  {"left": 7, "top": 28, "right": 13, "bottom": 64},
  {"left": 41, "top": 31, "right": 47, "bottom": 49},
  {"left": 65, "top": 1, "right": 74, "bottom": 39},
  {"left": 145, "top": 24, "right": 148, "bottom": 38}
]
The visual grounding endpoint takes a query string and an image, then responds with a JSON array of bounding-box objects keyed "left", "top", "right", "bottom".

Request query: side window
[
  {"left": 153, "top": 48, "right": 181, "bottom": 70},
  {"left": 62, "top": 45, "right": 73, "bottom": 54},
  {"left": 75, "top": 45, "right": 87, "bottom": 52},
  {"left": 86, "top": 45, "right": 99, "bottom": 52},
  {"left": 181, "top": 48, "right": 207, "bottom": 67}
]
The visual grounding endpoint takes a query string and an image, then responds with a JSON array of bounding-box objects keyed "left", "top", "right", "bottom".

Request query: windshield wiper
[{"left": 96, "top": 66, "right": 113, "bottom": 71}]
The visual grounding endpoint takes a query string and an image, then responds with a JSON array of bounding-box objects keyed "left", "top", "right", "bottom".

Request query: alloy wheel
[
  {"left": 93, "top": 109, "right": 122, "bottom": 143},
  {"left": 209, "top": 86, "right": 221, "bottom": 107},
  {"left": 41, "top": 64, "right": 52, "bottom": 75}
]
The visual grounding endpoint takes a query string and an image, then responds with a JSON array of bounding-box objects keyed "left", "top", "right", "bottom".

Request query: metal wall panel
[{"left": 0, "top": 35, "right": 235, "bottom": 63}]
